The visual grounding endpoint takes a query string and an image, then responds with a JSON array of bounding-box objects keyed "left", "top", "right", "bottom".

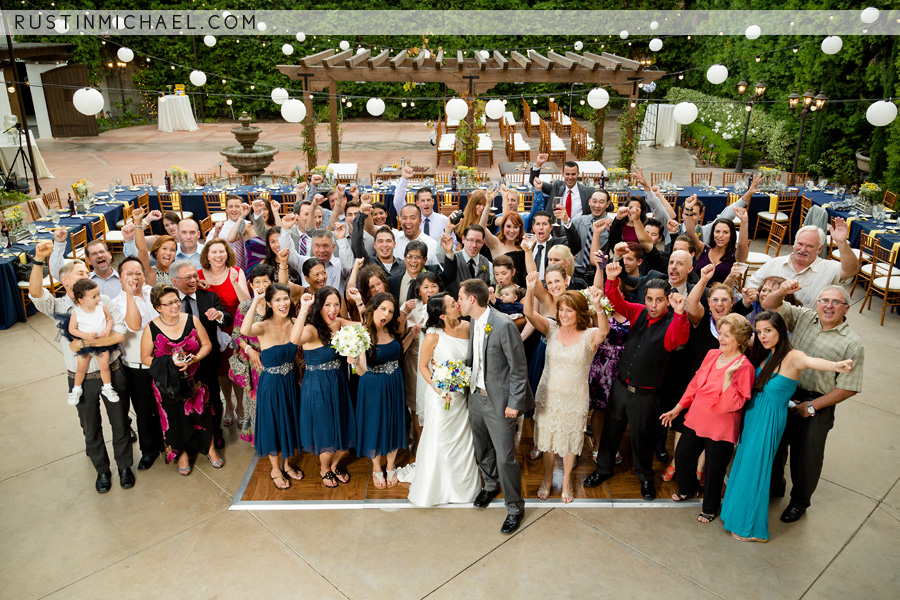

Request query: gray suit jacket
[
  {"left": 529, "top": 168, "right": 595, "bottom": 216},
  {"left": 467, "top": 307, "right": 534, "bottom": 414}
]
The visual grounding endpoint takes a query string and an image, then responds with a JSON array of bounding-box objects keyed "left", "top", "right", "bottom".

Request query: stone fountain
[{"left": 219, "top": 112, "right": 278, "bottom": 177}]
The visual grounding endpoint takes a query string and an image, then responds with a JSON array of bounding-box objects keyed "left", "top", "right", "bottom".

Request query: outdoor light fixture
[
  {"left": 788, "top": 88, "right": 827, "bottom": 172},
  {"left": 734, "top": 79, "right": 766, "bottom": 172}
]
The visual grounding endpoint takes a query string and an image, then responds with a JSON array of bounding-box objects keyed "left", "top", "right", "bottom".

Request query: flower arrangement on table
[
  {"left": 859, "top": 182, "right": 882, "bottom": 205},
  {"left": 71, "top": 179, "right": 93, "bottom": 200},
  {"left": 455, "top": 165, "right": 477, "bottom": 178},
  {"left": 2, "top": 206, "right": 25, "bottom": 232},
  {"left": 758, "top": 166, "right": 782, "bottom": 190},
  {"left": 431, "top": 360, "right": 472, "bottom": 410},
  {"left": 310, "top": 165, "right": 335, "bottom": 182},
  {"left": 606, "top": 167, "right": 628, "bottom": 190},
  {"left": 331, "top": 323, "right": 371, "bottom": 374}
]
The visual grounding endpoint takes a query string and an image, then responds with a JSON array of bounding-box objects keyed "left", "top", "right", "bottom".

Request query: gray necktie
[{"left": 423, "top": 217, "right": 430, "bottom": 236}]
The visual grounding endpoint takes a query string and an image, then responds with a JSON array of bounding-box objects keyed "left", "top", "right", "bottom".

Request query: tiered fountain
[{"left": 219, "top": 112, "right": 278, "bottom": 177}]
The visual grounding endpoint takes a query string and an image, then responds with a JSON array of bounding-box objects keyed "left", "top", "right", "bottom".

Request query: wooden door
[{"left": 41, "top": 64, "right": 98, "bottom": 137}]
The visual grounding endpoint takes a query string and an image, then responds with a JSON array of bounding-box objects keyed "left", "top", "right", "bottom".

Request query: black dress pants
[
  {"left": 597, "top": 380, "right": 658, "bottom": 483},
  {"left": 123, "top": 364, "right": 164, "bottom": 457},
  {"left": 674, "top": 425, "right": 734, "bottom": 516},
  {"left": 70, "top": 360, "right": 133, "bottom": 474}
]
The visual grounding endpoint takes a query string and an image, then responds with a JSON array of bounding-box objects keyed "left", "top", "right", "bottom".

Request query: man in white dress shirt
[
  {"left": 278, "top": 215, "right": 353, "bottom": 293},
  {"left": 529, "top": 154, "right": 595, "bottom": 219},
  {"left": 392, "top": 165, "right": 448, "bottom": 242},
  {"left": 174, "top": 218, "right": 204, "bottom": 268},
  {"left": 49, "top": 230, "right": 122, "bottom": 297},
  {"left": 394, "top": 204, "right": 439, "bottom": 267}
]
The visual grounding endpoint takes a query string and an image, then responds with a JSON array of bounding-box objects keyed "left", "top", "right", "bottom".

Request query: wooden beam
[
  {"left": 412, "top": 51, "right": 428, "bottom": 70},
  {"left": 492, "top": 51, "right": 508, "bottom": 70},
  {"left": 347, "top": 49, "right": 371, "bottom": 67},
  {"left": 323, "top": 49, "right": 353, "bottom": 68},
  {"left": 601, "top": 52, "right": 641, "bottom": 71},
  {"left": 329, "top": 82, "right": 339, "bottom": 163},
  {"left": 390, "top": 50, "right": 408, "bottom": 69},
  {"left": 456, "top": 50, "right": 464, "bottom": 70},
  {"left": 474, "top": 50, "right": 486, "bottom": 70},
  {"left": 564, "top": 51, "right": 599, "bottom": 71},
  {"left": 527, "top": 50, "right": 553, "bottom": 70},
  {"left": 509, "top": 51, "right": 531, "bottom": 70},
  {"left": 583, "top": 52, "right": 621, "bottom": 71},
  {"left": 368, "top": 50, "right": 391, "bottom": 68},
  {"left": 298, "top": 48, "right": 336, "bottom": 67},
  {"left": 434, "top": 49, "right": 444, "bottom": 70},
  {"left": 547, "top": 50, "right": 576, "bottom": 70}
]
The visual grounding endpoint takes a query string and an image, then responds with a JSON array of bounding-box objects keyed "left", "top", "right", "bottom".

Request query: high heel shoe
[
  {"left": 207, "top": 454, "right": 224, "bottom": 469},
  {"left": 661, "top": 462, "right": 676, "bottom": 482}
]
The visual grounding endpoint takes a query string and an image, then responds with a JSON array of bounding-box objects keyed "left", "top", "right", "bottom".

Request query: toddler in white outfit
[{"left": 67, "top": 279, "right": 119, "bottom": 405}]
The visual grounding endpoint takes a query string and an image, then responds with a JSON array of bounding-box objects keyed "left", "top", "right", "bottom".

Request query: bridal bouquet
[
  {"left": 432, "top": 360, "right": 471, "bottom": 410},
  {"left": 331, "top": 323, "right": 371, "bottom": 373}
]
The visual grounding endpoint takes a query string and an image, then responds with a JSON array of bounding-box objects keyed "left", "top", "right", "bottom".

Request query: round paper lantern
[
  {"left": 861, "top": 7, "right": 880, "bottom": 24},
  {"left": 296, "top": 32, "right": 306, "bottom": 42},
  {"left": 445, "top": 98, "right": 468, "bottom": 121},
  {"left": 366, "top": 98, "right": 385, "bottom": 116},
  {"left": 574, "top": 41, "right": 583, "bottom": 51},
  {"left": 281, "top": 99, "right": 307, "bottom": 123},
  {"left": 649, "top": 38, "right": 663, "bottom": 52},
  {"left": 587, "top": 87, "right": 610, "bottom": 110},
  {"left": 484, "top": 99, "right": 505, "bottom": 120},
  {"left": 256, "top": 22, "right": 267, "bottom": 32},
  {"left": 706, "top": 64, "right": 728, "bottom": 85},
  {"left": 866, "top": 101, "right": 897, "bottom": 127},
  {"left": 72, "top": 88, "right": 104, "bottom": 116},
  {"left": 650, "top": 21, "right": 659, "bottom": 30},
  {"left": 821, "top": 36, "right": 843, "bottom": 55},
  {"left": 271, "top": 87, "right": 289, "bottom": 105},
  {"left": 479, "top": 50, "right": 490, "bottom": 59},
  {"left": 117, "top": 47, "right": 134, "bottom": 63},
  {"left": 189, "top": 71, "right": 207, "bottom": 87},
  {"left": 203, "top": 35, "right": 216, "bottom": 47},
  {"left": 282, "top": 44, "right": 294, "bottom": 56},
  {"left": 357, "top": 48, "right": 366, "bottom": 55},
  {"left": 620, "top": 30, "right": 629, "bottom": 40},
  {"left": 745, "top": 25, "right": 761, "bottom": 40},
  {"left": 53, "top": 19, "right": 68, "bottom": 34},
  {"left": 339, "top": 40, "right": 350, "bottom": 51},
  {"left": 672, "top": 102, "right": 699, "bottom": 125}
]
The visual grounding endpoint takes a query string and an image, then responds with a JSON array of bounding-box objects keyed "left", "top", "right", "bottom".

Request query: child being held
[
  {"left": 491, "top": 283, "right": 525, "bottom": 319},
  {"left": 67, "top": 279, "right": 120, "bottom": 406}
]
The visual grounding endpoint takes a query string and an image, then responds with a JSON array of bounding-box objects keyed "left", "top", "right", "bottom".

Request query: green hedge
[{"left": 684, "top": 123, "right": 760, "bottom": 169}]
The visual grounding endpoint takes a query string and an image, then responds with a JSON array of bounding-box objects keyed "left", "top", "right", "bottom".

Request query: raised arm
[
  {"left": 523, "top": 271, "right": 550, "bottom": 335},
  {"left": 829, "top": 218, "right": 861, "bottom": 281},
  {"left": 631, "top": 167, "right": 676, "bottom": 222},
  {"left": 49, "top": 227, "right": 68, "bottom": 280},
  {"left": 30, "top": 241, "right": 53, "bottom": 299},
  {"left": 289, "top": 293, "right": 315, "bottom": 345},
  {"left": 480, "top": 190, "right": 503, "bottom": 251},
  {"left": 682, "top": 195, "right": 704, "bottom": 252},
  {"left": 687, "top": 264, "right": 715, "bottom": 325},
  {"left": 392, "top": 165, "right": 413, "bottom": 217},
  {"left": 630, "top": 206, "right": 654, "bottom": 253},
  {"left": 733, "top": 205, "right": 750, "bottom": 263}
]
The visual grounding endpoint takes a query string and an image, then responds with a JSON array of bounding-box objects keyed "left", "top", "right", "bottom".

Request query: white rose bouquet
[{"left": 331, "top": 324, "right": 371, "bottom": 373}]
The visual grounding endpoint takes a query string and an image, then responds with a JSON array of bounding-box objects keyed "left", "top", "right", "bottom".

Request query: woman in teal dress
[
  {"left": 721, "top": 311, "right": 855, "bottom": 542},
  {"left": 353, "top": 292, "right": 408, "bottom": 489},
  {"left": 297, "top": 286, "right": 360, "bottom": 489},
  {"left": 239, "top": 283, "right": 305, "bottom": 491}
]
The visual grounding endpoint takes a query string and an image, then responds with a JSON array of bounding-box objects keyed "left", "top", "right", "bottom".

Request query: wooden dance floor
[{"left": 232, "top": 419, "right": 691, "bottom": 509}]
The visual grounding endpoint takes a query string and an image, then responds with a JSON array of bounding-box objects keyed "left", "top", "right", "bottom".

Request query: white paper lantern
[
  {"left": 189, "top": 71, "right": 207, "bottom": 87},
  {"left": 281, "top": 99, "right": 307, "bottom": 123},
  {"left": 587, "top": 87, "right": 610, "bottom": 109},
  {"left": 282, "top": 44, "right": 294, "bottom": 56},
  {"left": 256, "top": 22, "right": 267, "bottom": 32},
  {"left": 484, "top": 99, "right": 505, "bottom": 120},
  {"left": 479, "top": 50, "right": 489, "bottom": 59},
  {"left": 706, "top": 64, "right": 728, "bottom": 85},
  {"left": 271, "top": 87, "right": 289, "bottom": 105},
  {"left": 53, "top": 19, "right": 68, "bottom": 34},
  {"left": 339, "top": 40, "right": 350, "bottom": 51},
  {"left": 866, "top": 101, "right": 897, "bottom": 127},
  {"left": 445, "top": 98, "right": 468, "bottom": 121},
  {"left": 821, "top": 36, "right": 843, "bottom": 55},
  {"left": 366, "top": 98, "right": 385, "bottom": 116},
  {"left": 861, "top": 7, "right": 880, "bottom": 24},
  {"left": 745, "top": 25, "right": 761, "bottom": 40},
  {"left": 649, "top": 38, "right": 663, "bottom": 52},
  {"left": 672, "top": 102, "right": 699, "bottom": 125},
  {"left": 574, "top": 41, "right": 583, "bottom": 51},
  {"left": 296, "top": 32, "right": 306, "bottom": 42},
  {"left": 420, "top": 49, "right": 431, "bottom": 59},
  {"left": 650, "top": 21, "right": 659, "bottom": 30},
  {"left": 72, "top": 88, "right": 104, "bottom": 116},
  {"left": 203, "top": 35, "right": 216, "bottom": 47},
  {"left": 620, "top": 30, "right": 629, "bottom": 39},
  {"left": 357, "top": 48, "right": 366, "bottom": 55},
  {"left": 117, "top": 47, "right": 134, "bottom": 63}
]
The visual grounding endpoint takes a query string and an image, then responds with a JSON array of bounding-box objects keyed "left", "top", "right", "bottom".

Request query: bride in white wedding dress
[{"left": 402, "top": 292, "right": 481, "bottom": 507}]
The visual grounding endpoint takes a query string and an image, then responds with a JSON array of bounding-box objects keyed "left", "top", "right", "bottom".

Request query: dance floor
[{"left": 232, "top": 419, "right": 693, "bottom": 509}]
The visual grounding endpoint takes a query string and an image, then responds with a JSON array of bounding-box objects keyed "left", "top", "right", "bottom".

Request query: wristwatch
[{"left": 806, "top": 401, "right": 816, "bottom": 416}]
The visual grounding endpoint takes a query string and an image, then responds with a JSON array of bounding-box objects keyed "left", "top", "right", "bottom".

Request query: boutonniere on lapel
[
  {"left": 484, "top": 323, "right": 492, "bottom": 337},
  {"left": 480, "top": 264, "right": 487, "bottom": 273}
]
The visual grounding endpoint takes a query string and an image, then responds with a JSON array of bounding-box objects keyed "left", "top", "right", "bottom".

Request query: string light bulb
[
  {"left": 410, "top": 101, "right": 415, "bottom": 107},
  {"left": 346, "top": 101, "right": 352, "bottom": 107},
  {"left": 755, "top": 55, "right": 761, "bottom": 62}
]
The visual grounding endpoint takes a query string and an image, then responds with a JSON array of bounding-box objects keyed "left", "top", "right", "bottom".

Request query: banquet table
[
  {"left": 808, "top": 189, "right": 900, "bottom": 267},
  {"left": 327, "top": 163, "right": 359, "bottom": 180},
  {"left": 499, "top": 161, "right": 560, "bottom": 176},
  {"left": 0, "top": 130, "right": 54, "bottom": 179},
  {"left": 157, "top": 95, "right": 198, "bottom": 133},
  {"left": 576, "top": 161, "right": 606, "bottom": 175}
]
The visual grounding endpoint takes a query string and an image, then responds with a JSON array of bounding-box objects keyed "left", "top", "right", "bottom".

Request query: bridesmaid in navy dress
[
  {"left": 297, "top": 286, "right": 359, "bottom": 489},
  {"left": 353, "top": 292, "right": 408, "bottom": 489},
  {"left": 239, "top": 283, "right": 305, "bottom": 490}
]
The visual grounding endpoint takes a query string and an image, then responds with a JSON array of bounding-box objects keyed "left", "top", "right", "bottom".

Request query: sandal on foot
[
  {"left": 528, "top": 449, "right": 543, "bottom": 460},
  {"left": 207, "top": 454, "right": 224, "bottom": 469},
  {"left": 732, "top": 532, "right": 767, "bottom": 543},
  {"left": 178, "top": 464, "right": 192, "bottom": 476},
  {"left": 561, "top": 487, "right": 574, "bottom": 504},
  {"left": 271, "top": 473, "right": 290, "bottom": 490},
  {"left": 386, "top": 469, "right": 398, "bottom": 487},
  {"left": 372, "top": 471, "right": 386, "bottom": 489},
  {"left": 321, "top": 471, "right": 339, "bottom": 489},
  {"left": 697, "top": 512, "right": 717, "bottom": 523},
  {"left": 661, "top": 462, "right": 676, "bottom": 482},
  {"left": 223, "top": 411, "right": 235, "bottom": 426},
  {"left": 671, "top": 492, "right": 695, "bottom": 502},
  {"left": 536, "top": 482, "right": 550, "bottom": 501},
  {"left": 284, "top": 467, "right": 304, "bottom": 481},
  {"left": 333, "top": 466, "right": 350, "bottom": 484}
]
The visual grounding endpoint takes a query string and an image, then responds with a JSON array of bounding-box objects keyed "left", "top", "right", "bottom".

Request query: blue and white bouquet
[{"left": 431, "top": 360, "right": 472, "bottom": 410}]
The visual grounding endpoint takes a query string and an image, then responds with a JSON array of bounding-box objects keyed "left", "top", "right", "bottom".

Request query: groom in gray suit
[{"left": 458, "top": 278, "right": 534, "bottom": 534}]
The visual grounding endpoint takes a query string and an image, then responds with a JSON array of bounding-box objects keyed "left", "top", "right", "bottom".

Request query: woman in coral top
[
  {"left": 660, "top": 313, "right": 755, "bottom": 524},
  {"left": 198, "top": 238, "right": 250, "bottom": 427}
]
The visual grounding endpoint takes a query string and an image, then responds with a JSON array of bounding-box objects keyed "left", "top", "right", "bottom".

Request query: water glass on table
[{"left": 51, "top": 209, "right": 60, "bottom": 226}]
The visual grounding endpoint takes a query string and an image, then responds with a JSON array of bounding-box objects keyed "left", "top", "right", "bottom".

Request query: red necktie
[{"left": 565, "top": 189, "right": 573, "bottom": 217}]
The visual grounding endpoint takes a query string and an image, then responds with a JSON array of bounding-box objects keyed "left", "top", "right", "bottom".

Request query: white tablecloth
[
  {"left": 327, "top": 163, "right": 358, "bottom": 176},
  {"left": 158, "top": 95, "right": 198, "bottom": 133},
  {"left": 639, "top": 104, "right": 678, "bottom": 148},
  {"left": 0, "top": 130, "right": 53, "bottom": 179},
  {"left": 576, "top": 161, "right": 606, "bottom": 175}
]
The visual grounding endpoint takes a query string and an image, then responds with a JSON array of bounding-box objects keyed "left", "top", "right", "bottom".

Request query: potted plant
[{"left": 856, "top": 151, "right": 871, "bottom": 173}]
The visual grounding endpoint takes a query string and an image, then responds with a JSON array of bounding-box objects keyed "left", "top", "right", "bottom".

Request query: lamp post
[
  {"left": 734, "top": 79, "right": 766, "bottom": 173},
  {"left": 788, "top": 88, "right": 827, "bottom": 174}
]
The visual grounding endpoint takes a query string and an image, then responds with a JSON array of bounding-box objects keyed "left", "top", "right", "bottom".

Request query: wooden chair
[
  {"left": 691, "top": 172, "right": 713, "bottom": 186},
  {"left": 443, "top": 99, "right": 460, "bottom": 133},
  {"left": 68, "top": 228, "right": 87, "bottom": 262},
  {"left": 883, "top": 190, "right": 897, "bottom": 211},
  {"left": 608, "top": 192, "right": 629, "bottom": 211},
  {"left": 115, "top": 202, "right": 133, "bottom": 229},
  {"left": 130, "top": 172, "right": 152, "bottom": 185},
  {"left": 158, "top": 191, "right": 193, "bottom": 220},
  {"left": 19, "top": 266, "right": 62, "bottom": 315},
  {"left": 515, "top": 190, "right": 535, "bottom": 212},
  {"left": 436, "top": 125, "right": 455, "bottom": 167},
  {"left": 227, "top": 172, "right": 252, "bottom": 186},
  {"left": 678, "top": 203, "right": 706, "bottom": 225},
  {"left": 852, "top": 232, "right": 900, "bottom": 297},
  {"left": 434, "top": 173, "right": 451, "bottom": 184},
  {"left": 194, "top": 172, "right": 217, "bottom": 186},
  {"left": 506, "top": 127, "right": 532, "bottom": 163},
  {"left": 97, "top": 214, "right": 125, "bottom": 253},
  {"left": 280, "top": 193, "right": 298, "bottom": 216},
  {"left": 786, "top": 172, "right": 808, "bottom": 186},
  {"left": 472, "top": 172, "right": 489, "bottom": 183},
  {"left": 135, "top": 193, "right": 151, "bottom": 232},
  {"left": 90, "top": 215, "right": 108, "bottom": 244},
  {"left": 26, "top": 199, "right": 43, "bottom": 221},
  {"left": 650, "top": 172, "right": 673, "bottom": 186},
  {"left": 199, "top": 216, "right": 214, "bottom": 237},
  {"left": 799, "top": 195, "right": 813, "bottom": 225},
  {"left": 744, "top": 221, "right": 788, "bottom": 272},
  {"left": 203, "top": 191, "right": 229, "bottom": 223},
  {"left": 271, "top": 173, "right": 294, "bottom": 185},
  {"left": 662, "top": 192, "right": 679, "bottom": 211},
  {"left": 437, "top": 191, "right": 460, "bottom": 215},
  {"left": 246, "top": 190, "right": 271, "bottom": 204},
  {"left": 860, "top": 240, "right": 900, "bottom": 325},
  {"left": 475, "top": 133, "right": 494, "bottom": 167},
  {"left": 42, "top": 189, "right": 61, "bottom": 210},
  {"left": 753, "top": 190, "right": 798, "bottom": 240},
  {"left": 722, "top": 172, "right": 743, "bottom": 187},
  {"left": 335, "top": 173, "right": 357, "bottom": 185}
]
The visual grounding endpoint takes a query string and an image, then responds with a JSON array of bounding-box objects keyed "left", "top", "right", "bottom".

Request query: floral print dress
[{"left": 229, "top": 299, "right": 262, "bottom": 445}]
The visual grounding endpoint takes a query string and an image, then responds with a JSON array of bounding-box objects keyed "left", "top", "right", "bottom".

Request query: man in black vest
[{"left": 583, "top": 261, "right": 690, "bottom": 500}]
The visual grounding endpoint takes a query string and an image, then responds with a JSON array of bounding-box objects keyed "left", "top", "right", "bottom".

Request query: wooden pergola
[{"left": 277, "top": 48, "right": 665, "bottom": 167}]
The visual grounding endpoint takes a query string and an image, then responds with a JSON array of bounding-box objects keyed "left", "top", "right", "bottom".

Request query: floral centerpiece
[
  {"left": 2, "top": 206, "right": 27, "bottom": 243},
  {"left": 169, "top": 166, "right": 189, "bottom": 188},
  {"left": 758, "top": 166, "right": 782, "bottom": 191},
  {"left": 431, "top": 359, "right": 472, "bottom": 410},
  {"left": 606, "top": 167, "right": 628, "bottom": 191},
  {"left": 72, "top": 179, "right": 93, "bottom": 202},
  {"left": 455, "top": 165, "right": 478, "bottom": 189},
  {"left": 859, "top": 182, "right": 882, "bottom": 205},
  {"left": 331, "top": 323, "right": 371, "bottom": 374},
  {"left": 310, "top": 165, "right": 335, "bottom": 184}
]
